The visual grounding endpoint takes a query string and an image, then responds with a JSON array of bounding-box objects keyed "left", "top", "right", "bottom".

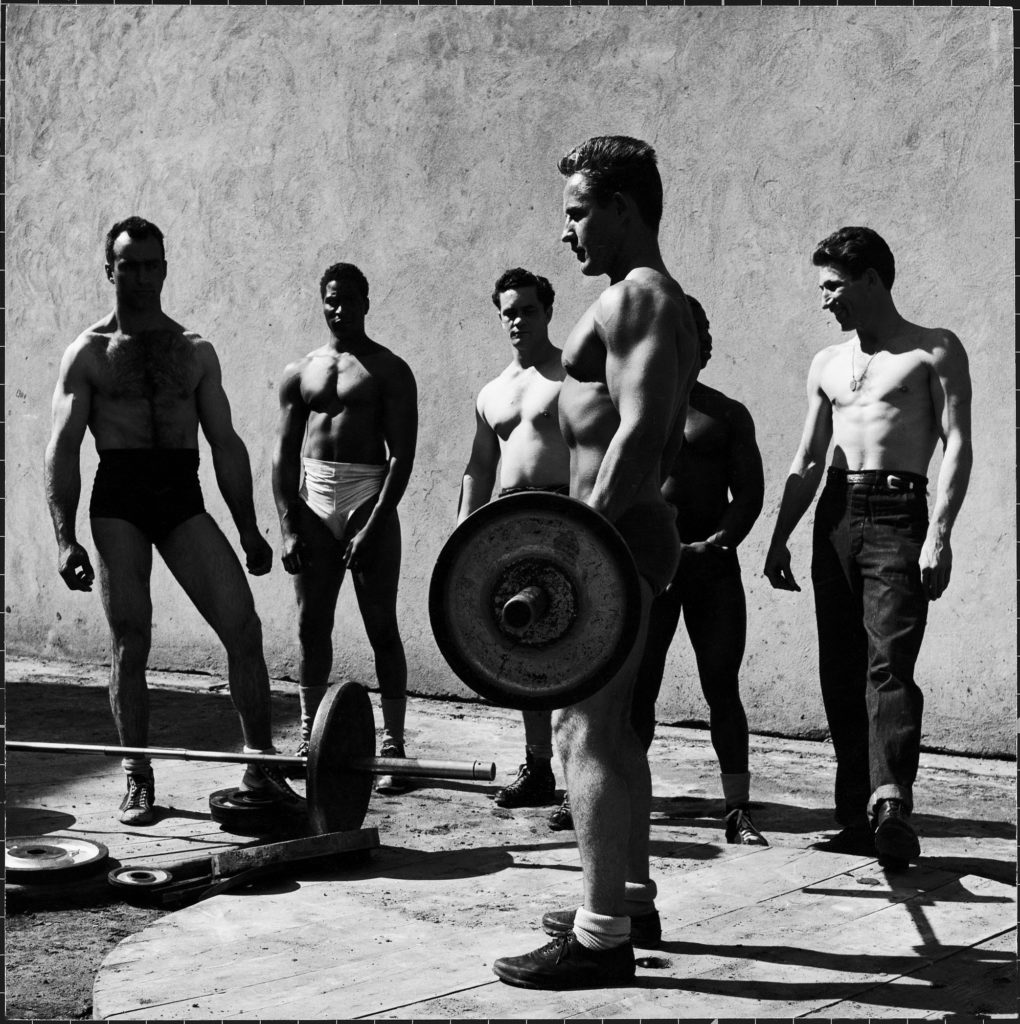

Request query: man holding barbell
[
  {"left": 44, "top": 216, "right": 298, "bottom": 827},
  {"left": 493, "top": 136, "right": 700, "bottom": 989},
  {"left": 272, "top": 262, "right": 419, "bottom": 794},
  {"left": 457, "top": 267, "right": 572, "bottom": 827}
]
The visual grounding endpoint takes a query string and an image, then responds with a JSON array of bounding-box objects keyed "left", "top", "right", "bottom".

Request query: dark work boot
[
  {"left": 873, "top": 798, "right": 921, "bottom": 867},
  {"left": 494, "top": 753, "right": 555, "bottom": 808},
  {"left": 493, "top": 933, "right": 635, "bottom": 989}
]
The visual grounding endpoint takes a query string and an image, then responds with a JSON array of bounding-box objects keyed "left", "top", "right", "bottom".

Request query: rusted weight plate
[
  {"left": 306, "top": 680, "right": 375, "bottom": 834},
  {"left": 429, "top": 491, "right": 642, "bottom": 711},
  {"left": 6, "top": 835, "right": 109, "bottom": 881}
]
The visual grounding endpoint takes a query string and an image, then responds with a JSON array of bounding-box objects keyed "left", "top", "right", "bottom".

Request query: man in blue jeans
[
  {"left": 764, "top": 226, "right": 972, "bottom": 867},
  {"left": 631, "top": 296, "right": 768, "bottom": 848}
]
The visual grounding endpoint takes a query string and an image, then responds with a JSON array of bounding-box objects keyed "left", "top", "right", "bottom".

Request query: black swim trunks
[
  {"left": 90, "top": 449, "right": 205, "bottom": 543},
  {"left": 614, "top": 502, "right": 681, "bottom": 596}
]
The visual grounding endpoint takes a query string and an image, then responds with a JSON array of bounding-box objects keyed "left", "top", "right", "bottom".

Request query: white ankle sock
[
  {"left": 624, "top": 879, "right": 657, "bottom": 918},
  {"left": 121, "top": 757, "right": 152, "bottom": 777},
  {"left": 299, "top": 684, "right": 328, "bottom": 740},
  {"left": 572, "top": 906, "right": 630, "bottom": 951},
  {"left": 381, "top": 697, "right": 406, "bottom": 747}
]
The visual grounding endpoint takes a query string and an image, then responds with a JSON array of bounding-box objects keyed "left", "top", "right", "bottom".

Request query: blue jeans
[{"left": 811, "top": 469, "right": 929, "bottom": 826}]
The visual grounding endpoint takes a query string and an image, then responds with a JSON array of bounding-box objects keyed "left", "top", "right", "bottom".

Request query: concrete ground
[{"left": 4, "top": 655, "right": 1016, "bottom": 1020}]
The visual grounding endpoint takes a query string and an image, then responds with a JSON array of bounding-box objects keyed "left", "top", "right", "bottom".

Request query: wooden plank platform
[
  {"left": 6, "top": 668, "right": 1016, "bottom": 1019},
  {"left": 91, "top": 837, "right": 1015, "bottom": 1020}
]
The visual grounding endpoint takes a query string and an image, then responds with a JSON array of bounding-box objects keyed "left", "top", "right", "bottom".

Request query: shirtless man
[
  {"left": 764, "top": 226, "right": 972, "bottom": 867},
  {"left": 44, "top": 216, "right": 295, "bottom": 826},
  {"left": 458, "top": 267, "right": 571, "bottom": 827},
  {"left": 493, "top": 136, "right": 699, "bottom": 989},
  {"left": 630, "top": 296, "right": 768, "bottom": 848},
  {"left": 272, "top": 263, "right": 418, "bottom": 793}
]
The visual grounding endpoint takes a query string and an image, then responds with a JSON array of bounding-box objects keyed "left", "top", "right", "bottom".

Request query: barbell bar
[
  {"left": 7, "top": 681, "right": 495, "bottom": 834},
  {"left": 5, "top": 741, "right": 494, "bottom": 782}
]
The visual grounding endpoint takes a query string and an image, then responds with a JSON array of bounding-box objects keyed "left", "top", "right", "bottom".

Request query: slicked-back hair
[
  {"left": 320, "top": 262, "right": 369, "bottom": 301},
  {"left": 812, "top": 226, "right": 895, "bottom": 290},
  {"left": 491, "top": 267, "right": 555, "bottom": 313},
  {"left": 105, "top": 216, "right": 166, "bottom": 265},
  {"left": 558, "top": 135, "right": 663, "bottom": 230},
  {"left": 686, "top": 294, "right": 713, "bottom": 368}
]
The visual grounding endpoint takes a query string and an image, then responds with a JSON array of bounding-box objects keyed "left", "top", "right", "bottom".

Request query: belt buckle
[{"left": 886, "top": 474, "right": 909, "bottom": 492}]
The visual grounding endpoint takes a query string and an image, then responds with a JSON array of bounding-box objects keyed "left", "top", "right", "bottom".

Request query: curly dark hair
[
  {"left": 812, "top": 226, "right": 895, "bottom": 290},
  {"left": 491, "top": 268, "right": 555, "bottom": 313},
  {"left": 319, "top": 262, "right": 369, "bottom": 301}
]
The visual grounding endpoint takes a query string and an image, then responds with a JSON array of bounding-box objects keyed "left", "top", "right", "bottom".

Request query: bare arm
[
  {"left": 195, "top": 341, "right": 272, "bottom": 575},
  {"left": 271, "top": 363, "right": 312, "bottom": 574},
  {"left": 763, "top": 351, "right": 834, "bottom": 591},
  {"left": 920, "top": 330, "right": 972, "bottom": 600},
  {"left": 457, "top": 397, "right": 500, "bottom": 524},
  {"left": 44, "top": 340, "right": 96, "bottom": 591},
  {"left": 345, "top": 356, "right": 418, "bottom": 567},
  {"left": 590, "top": 284, "right": 697, "bottom": 522},
  {"left": 707, "top": 401, "right": 765, "bottom": 549}
]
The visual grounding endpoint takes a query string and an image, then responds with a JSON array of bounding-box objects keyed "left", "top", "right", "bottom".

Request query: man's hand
[
  {"left": 684, "top": 539, "right": 733, "bottom": 559},
  {"left": 280, "top": 527, "right": 306, "bottom": 575},
  {"left": 241, "top": 529, "right": 273, "bottom": 576},
  {"left": 58, "top": 542, "right": 95, "bottom": 592},
  {"left": 764, "top": 541, "right": 801, "bottom": 592},
  {"left": 920, "top": 532, "right": 952, "bottom": 601},
  {"left": 344, "top": 523, "right": 378, "bottom": 573}
]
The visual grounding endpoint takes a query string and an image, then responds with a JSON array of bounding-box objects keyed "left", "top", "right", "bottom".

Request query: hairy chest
[{"left": 99, "top": 331, "right": 199, "bottom": 401}]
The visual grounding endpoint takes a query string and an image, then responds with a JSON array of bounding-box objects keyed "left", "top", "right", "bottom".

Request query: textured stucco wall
[{"left": 6, "top": 7, "right": 1013, "bottom": 756}]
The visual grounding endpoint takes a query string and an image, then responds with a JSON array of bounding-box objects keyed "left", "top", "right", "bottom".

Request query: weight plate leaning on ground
[{"left": 306, "top": 680, "right": 375, "bottom": 834}]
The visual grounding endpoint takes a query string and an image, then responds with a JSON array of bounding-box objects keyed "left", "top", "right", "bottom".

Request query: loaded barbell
[
  {"left": 429, "top": 491, "right": 643, "bottom": 711},
  {"left": 7, "top": 681, "right": 495, "bottom": 834}
]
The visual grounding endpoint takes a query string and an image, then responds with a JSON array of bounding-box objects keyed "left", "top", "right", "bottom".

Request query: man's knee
[
  {"left": 364, "top": 616, "right": 402, "bottom": 655},
  {"left": 109, "top": 622, "right": 151, "bottom": 675},
  {"left": 223, "top": 607, "right": 264, "bottom": 658}
]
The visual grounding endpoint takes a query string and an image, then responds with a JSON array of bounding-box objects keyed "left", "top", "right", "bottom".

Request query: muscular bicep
[
  {"left": 600, "top": 289, "right": 688, "bottom": 442},
  {"left": 929, "top": 331, "right": 972, "bottom": 445},
  {"left": 381, "top": 360, "right": 419, "bottom": 462},
  {"left": 464, "top": 403, "right": 501, "bottom": 474},
  {"left": 49, "top": 344, "right": 93, "bottom": 448},
  {"left": 275, "top": 370, "right": 310, "bottom": 459},
  {"left": 727, "top": 403, "right": 765, "bottom": 506},
  {"left": 194, "top": 343, "right": 242, "bottom": 449},
  {"left": 793, "top": 354, "right": 834, "bottom": 469}
]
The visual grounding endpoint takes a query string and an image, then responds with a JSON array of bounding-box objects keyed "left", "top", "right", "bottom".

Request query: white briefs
[{"left": 299, "top": 458, "right": 386, "bottom": 540}]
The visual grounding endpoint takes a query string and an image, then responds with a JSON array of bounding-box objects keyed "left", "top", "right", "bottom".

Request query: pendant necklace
[{"left": 849, "top": 343, "right": 878, "bottom": 392}]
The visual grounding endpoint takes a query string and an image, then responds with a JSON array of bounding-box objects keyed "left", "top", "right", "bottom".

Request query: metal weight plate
[
  {"left": 429, "top": 491, "right": 643, "bottom": 711},
  {"left": 208, "top": 787, "right": 303, "bottom": 836},
  {"left": 108, "top": 866, "right": 175, "bottom": 889},
  {"left": 306, "top": 680, "right": 375, "bottom": 834},
  {"left": 6, "top": 835, "right": 110, "bottom": 881}
]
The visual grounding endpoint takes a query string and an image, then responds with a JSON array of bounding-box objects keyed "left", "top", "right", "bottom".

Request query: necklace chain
[{"left": 849, "top": 344, "right": 878, "bottom": 392}]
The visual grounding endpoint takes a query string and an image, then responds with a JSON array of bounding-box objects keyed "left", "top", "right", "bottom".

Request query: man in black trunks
[
  {"left": 493, "top": 137, "right": 699, "bottom": 989},
  {"left": 458, "top": 267, "right": 571, "bottom": 825},
  {"left": 630, "top": 296, "right": 768, "bottom": 847},
  {"left": 44, "top": 216, "right": 296, "bottom": 826}
]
